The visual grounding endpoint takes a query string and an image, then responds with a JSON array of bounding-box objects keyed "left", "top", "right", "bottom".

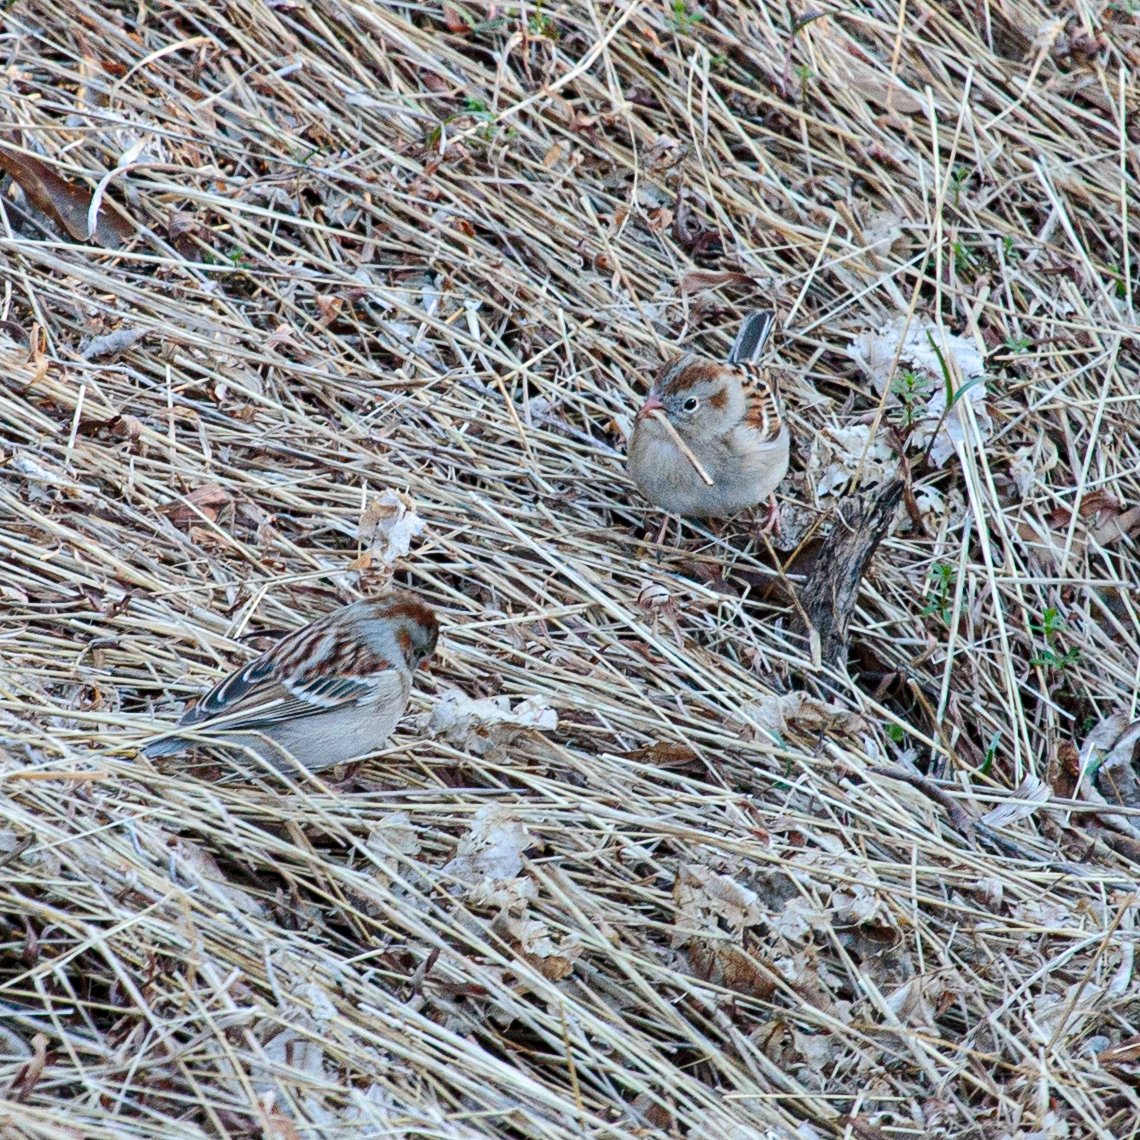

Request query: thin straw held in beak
[{"left": 648, "top": 409, "right": 715, "bottom": 487}]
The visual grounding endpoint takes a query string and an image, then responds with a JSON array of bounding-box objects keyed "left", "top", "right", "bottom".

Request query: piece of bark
[{"left": 794, "top": 477, "right": 903, "bottom": 669}]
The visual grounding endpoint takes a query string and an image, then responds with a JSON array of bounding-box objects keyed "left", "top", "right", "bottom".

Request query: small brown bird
[
  {"left": 143, "top": 591, "right": 438, "bottom": 773},
  {"left": 627, "top": 310, "right": 789, "bottom": 532}
]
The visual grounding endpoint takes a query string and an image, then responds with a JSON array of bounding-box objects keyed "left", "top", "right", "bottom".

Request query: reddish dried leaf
[
  {"left": 624, "top": 742, "right": 700, "bottom": 769},
  {"left": 0, "top": 132, "right": 133, "bottom": 248},
  {"left": 76, "top": 413, "right": 142, "bottom": 444},
  {"left": 421, "top": 70, "right": 451, "bottom": 94},
  {"left": 162, "top": 483, "right": 232, "bottom": 525},
  {"left": 685, "top": 942, "right": 775, "bottom": 998},
  {"left": 524, "top": 952, "right": 575, "bottom": 981},
  {"left": 680, "top": 270, "right": 756, "bottom": 296},
  {"left": 10, "top": 1033, "right": 48, "bottom": 1102},
  {"left": 1099, "top": 1035, "right": 1140, "bottom": 1067},
  {"left": 314, "top": 293, "right": 343, "bottom": 325},
  {"left": 442, "top": 3, "right": 471, "bottom": 33},
  {"left": 1091, "top": 504, "right": 1140, "bottom": 546}
]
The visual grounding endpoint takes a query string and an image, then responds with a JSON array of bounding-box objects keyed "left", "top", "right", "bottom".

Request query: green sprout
[
  {"left": 980, "top": 729, "right": 1001, "bottom": 776},
  {"left": 922, "top": 563, "right": 956, "bottom": 626},
  {"left": 528, "top": 0, "right": 557, "bottom": 36},
  {"left": 1029, "top": 607, "right": 1081, "bottom": 671},
  {"left": 890, "top": 369, "right": 934, "bottom": 431},
  {"left": 952, "top": 239, "right": 977, "bottom": 276},
  {"left": 1001, "top": 235, "right": 1021, "bottom": 262},
  {"left": 947, "top": 165, "right": 971, "bottom": 207},
  {"left": 668, "top": 0, "right": 703, "bottom": 33}
]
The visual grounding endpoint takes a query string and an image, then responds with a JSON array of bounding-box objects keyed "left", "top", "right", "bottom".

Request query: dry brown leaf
[
  {"left": 0, "top": 132, "right": 133, "bottom": 248},
  {"left": 314, "top": 293, "right": 343, "bottom": 324},
  {"left": 624, "top": 741, "right": 700, "bottom": 769},
  {"left": 1098, "top": 1035, "right": 1140, "bottom": 1067},
  {"left": 76, "top": 413, "right": 142, "bottom": 445},
  {"left": 684, "top": 942, "right": 776, "bottom": 998},
  {"left": 9, "top": 1032, "right": 48, "bottom": 1102},
  {"left": 441, "top": 3, "right": 470, "bottom": 34},
  {"left": 679, "top": 270, "right": 756, "bottom": 296},
  {"left": 161, "top": 483, "right": 232, "bottom": 525}
]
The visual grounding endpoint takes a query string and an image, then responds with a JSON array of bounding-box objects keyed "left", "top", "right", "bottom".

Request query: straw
[{"left": 0, "top": 1, "right": 1137, "bottom": 1136}]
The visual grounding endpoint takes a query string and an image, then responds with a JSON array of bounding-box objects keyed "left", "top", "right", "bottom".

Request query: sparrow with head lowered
[
  {"left": 627, "top": 310, "right": 789, "bottom": 533},
  {"left": 143, "top": 590, "right": 438, "bottom": 774}
]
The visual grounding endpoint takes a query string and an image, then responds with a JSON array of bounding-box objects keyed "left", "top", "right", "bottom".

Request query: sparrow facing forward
[
  {"left": 627, "top": 310, "right": 789, "bottom": 531},
  {"left": 143, "top": 591, "right": 438, "bottom": 773}
]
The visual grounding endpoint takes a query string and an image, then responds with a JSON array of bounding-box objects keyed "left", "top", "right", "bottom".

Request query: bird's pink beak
[{"left": 636, "top": 392, "right": 664, "bottom": 422}]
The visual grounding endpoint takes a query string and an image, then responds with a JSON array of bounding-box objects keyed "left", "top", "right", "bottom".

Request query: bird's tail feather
[{"left": 729, "top": 309, "right": 775, "bottom": 364}]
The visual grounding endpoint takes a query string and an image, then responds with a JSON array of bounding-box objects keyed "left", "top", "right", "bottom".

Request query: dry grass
[{"left": 1, "top": 0, "right": 1139, "bottom": 1136}]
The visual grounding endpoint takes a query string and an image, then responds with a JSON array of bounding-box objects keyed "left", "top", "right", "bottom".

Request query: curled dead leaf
[
  {"left": 1098, "top": 1035, "right": 1140, "bottom": 1068},
  {"left": 314, "top": 293, "right": 343, "bottom": 325},
  {"left": 0, "top": 131, "right": 133, "bottom": 248},
  {"left": 76, "top": 414, "right": 142, "bottom": 445},
  {"left": 679, "top": 270, "right": 756, "bottom": 296},
  {"left": 624, "top": 741, "right": 700, "bottom": 770},
  {"left": 161, "top": 483, "right": 232, "bottom": 526},
  {"left": 684, "top": 941, "right": 776, "bottom": 998},
  {"left": 81, "top": 328, "right": 147, "bottom": 360},
  {"left": 442, "top": 2, "right": 471, "bottom": 33},
  {"left": 10, "top": 1032, "right": 49, "bottom": 1102}
]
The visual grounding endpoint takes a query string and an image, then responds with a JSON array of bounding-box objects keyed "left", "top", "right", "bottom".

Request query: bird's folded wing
[{"left": 179, "top": 660, "right": 402, "bottom": 732}]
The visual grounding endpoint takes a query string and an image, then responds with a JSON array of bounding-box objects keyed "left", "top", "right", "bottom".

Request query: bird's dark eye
[{"left": 682, "top": 397, "right": 699, "bottom": 412}]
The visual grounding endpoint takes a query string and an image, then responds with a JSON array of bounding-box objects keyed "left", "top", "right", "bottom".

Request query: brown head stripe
[
  {"left": 378, "top": 595, "right": 438, "bottom": 630},
  {"left": 658, "top": 357, "right": 724, "bottom": 396}
]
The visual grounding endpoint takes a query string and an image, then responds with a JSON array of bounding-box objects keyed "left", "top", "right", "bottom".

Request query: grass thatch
[{"left": 2, "top": 0, "right": 1139, "bottom": 1135}]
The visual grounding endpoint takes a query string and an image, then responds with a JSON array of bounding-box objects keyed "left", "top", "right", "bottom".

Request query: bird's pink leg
[{"left": 759, "top": 494, "right": 782, "bottom": 536}]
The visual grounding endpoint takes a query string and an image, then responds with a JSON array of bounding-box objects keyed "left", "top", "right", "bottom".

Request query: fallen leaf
[
  {"left": 357, "top": 489, "right": 425, "bottom": 565},
  {"left": 314, "top": 293, "right": 343, "bottom": 325},
  {"left": 684, "top": 942, "right": 775, "bottom": 998},
  {"left": 161, "top": 483, "right": 232, "bottom": 525},
  {"left": 1090, "top": 717, "right": 1140, "bottom": 830},
  {"left": 424, "top": 691, "right": 557, "bottom": 755},
  {"left": 80, "top": 327, "right": 147, "bottom": 359},
  {"left": 979, "top": 774, "right": 1052, "bottom": 828},
  {"left": 442, "top": 3, "right": 471, "bottom": 33},
  {"left": 1099, "top": 1035, "right": 1140, "bottom": 1067},
  {"left": 168, "top": 837, "right": 265, "bottom": 916},
  {"left": 624, "top": 741, "right": 699, "bottom": 769},
  {"left": 443, "top": 803, "right": 533, "bottom": 884},
  {"left": 807, "top": 423, "right": 895, "bottom": 499},
  {"left": 1090, "top": 504, "right": 1140, "bottom": 547},
  {"left": 679, "top": 270, "right": 756, "bottom": 296},
  {"left": 76, "top": 414, "right": 142, "bottom": 444},
  {"left": 849, "top": 315, "right": 990, "bottom": 467},
  {"left": 674, "top": 864, "right": 763, "bottom": 945},
  {"left": 492, "top": 911, "right": 581, "bottom": 980},
  {"left": 740, "top": 690, "right": 867, "bottom": 739},
  {"left": 0, "top": 131, "right": 133, "bottom": 248},
  {"left": 10, "top": 1032, "right": 48, "bottom": 1102}
]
